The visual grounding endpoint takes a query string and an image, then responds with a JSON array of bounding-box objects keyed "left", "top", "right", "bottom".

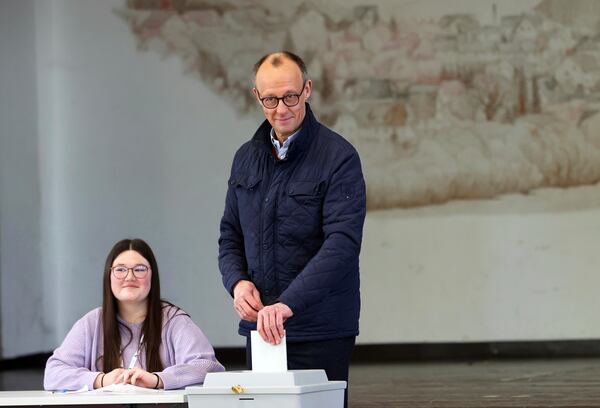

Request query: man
[{"left": 218, "top": 51, "right": 366, "bottom": 406}]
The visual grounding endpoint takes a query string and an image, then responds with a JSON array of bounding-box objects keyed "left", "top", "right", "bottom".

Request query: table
[
  {"left": 0, "top": 390, "right": 187, "bottom": 406},
  {"left": 0, "top": 370, "right": 344, "bottom": 407}
]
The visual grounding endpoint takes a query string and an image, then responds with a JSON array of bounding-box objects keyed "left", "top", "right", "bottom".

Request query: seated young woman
[{"left": 44, "top": 238, "right": 225, "bottom": 390}]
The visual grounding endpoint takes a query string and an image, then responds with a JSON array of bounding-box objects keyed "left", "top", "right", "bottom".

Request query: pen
[
  {"left": 128, "top": 354, "right": 138, "bottom": 369},
  {"left": 128, "top": 334, "right": 144, "bottom": 369}
]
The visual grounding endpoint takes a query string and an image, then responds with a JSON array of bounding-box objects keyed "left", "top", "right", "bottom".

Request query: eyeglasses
[
  {"left": 110, "top": 264, "right": 150, "bottom": 280},
  {"left": 256, "top": 81, "right": 306, "bottom": 109}
]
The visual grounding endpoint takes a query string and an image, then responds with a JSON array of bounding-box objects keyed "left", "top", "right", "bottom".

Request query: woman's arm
[
  {"left": 43, "top": 312, "right": 102, "bottom": 391},
  {"left": 157, "top": 314, "right": 225, "bottom": 389}
]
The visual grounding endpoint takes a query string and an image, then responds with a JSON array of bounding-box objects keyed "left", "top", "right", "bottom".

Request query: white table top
[{"left": 0, "top": 390, "right": 187, "bottom": 406}]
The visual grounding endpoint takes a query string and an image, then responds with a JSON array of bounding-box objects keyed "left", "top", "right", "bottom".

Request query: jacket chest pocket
[
  {"left": 229, "top": 174, "right": 262, "bottom": 215},
  {"left": 286, "top": 181, "right": 323, "bottom": 210}
]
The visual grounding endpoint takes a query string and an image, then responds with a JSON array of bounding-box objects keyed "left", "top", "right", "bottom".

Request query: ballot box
[{"left": 186, "top": 369, "right": 346, "bottom": 408}]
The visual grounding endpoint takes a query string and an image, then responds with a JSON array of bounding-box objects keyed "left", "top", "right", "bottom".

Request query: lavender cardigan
[{"left": 44, "top": 305, "right": 225, "bottom": 390}]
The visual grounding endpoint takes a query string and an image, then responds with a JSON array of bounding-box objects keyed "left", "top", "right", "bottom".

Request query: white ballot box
[
  {"left": 186, "top": 331, "right": 345, "bottom": 407},
  {"left": 186, "top": 369, "right": 346, "bottom": 408}
]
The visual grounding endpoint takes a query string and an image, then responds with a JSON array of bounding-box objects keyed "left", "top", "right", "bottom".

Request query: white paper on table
[
  {"left": 90, "top": 383, "right": 161, "bottom": 394},
  {"left": 251, "top": 330, "right": 287, "bottom": 372}
]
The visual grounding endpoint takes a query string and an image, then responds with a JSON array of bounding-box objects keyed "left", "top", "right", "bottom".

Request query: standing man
[{"left": 218, "top": 51, "right": 366, "bottom": 407}]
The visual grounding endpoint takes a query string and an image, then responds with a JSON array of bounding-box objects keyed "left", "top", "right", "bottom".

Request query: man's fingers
[
  {"left": 234, "top": 302, "right": 245, "bottom": 318},
  {"left": 270, "top": 310, "right": 282, "bottom": 344},
  {"left": 236, "top": 299, "right": 258, "bottom": 321},
  {"left": 257, "top": 313, "right": 267, "bottom": 341},
  {"left": 245, "top": 289, "right": 264, "bottom": 311},
  {"left": 261, "top": 315, "right": 272, "bottom": 343},
  {"left": 232, "top": 280, "right": 264, "bottom": 322},
  {"left": 276, "top": 311, "right": 284, "bottom": 339},
  {"left": 245, "top": 310, "right": 258, "bottom": 321},
  {"left": 256, "top": 305, "right": 289, "bottom": 344},
  {"left": 264, "top": 310, "right": 276, "bottom": 344},
  {"left": 258, "top": 311, "right": 275, "bottom": 344},
  {"left": 239, "top": 293, "right": 261, "bottom": 313}
]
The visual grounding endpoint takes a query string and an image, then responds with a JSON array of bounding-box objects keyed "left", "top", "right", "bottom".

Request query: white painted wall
[
  {"left": 1, "top": 0, "right": 599, "bottom": 358},
  {"left": 31, "top": 0, "right": 257, "bottom": 352},
  {"left": 0, "top": 0, "right": 49, "bottom": 357},
  {"left": 2, "top": 0, "right": 255, "bottom": 356},
  {"left": 361, "top": 204, "right": 600, "bottom": 343}
]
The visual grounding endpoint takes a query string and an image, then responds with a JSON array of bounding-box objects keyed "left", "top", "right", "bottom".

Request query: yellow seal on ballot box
[{"left": 231, "top": 384, "right": 244, "bottom": 394}]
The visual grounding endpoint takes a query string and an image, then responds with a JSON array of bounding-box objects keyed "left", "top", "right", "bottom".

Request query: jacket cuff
[
  {"left": 278, "top": 292, "right": 300, "bottom": 315},
  {"left": 225, "top": 272, "right": 250, "bottom": 296}
]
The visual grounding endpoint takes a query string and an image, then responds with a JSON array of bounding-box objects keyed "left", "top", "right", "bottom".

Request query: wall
[
  {"left": 361, "top": 205, "right": 600, "bottom": 343},
  {"left": 0, "top": 0, "right": 598, "bottom": 357},
  {"left": 32, "top": 0, "right": 258, "bottom": 351},
  {"left": 0, "top": 0, "right": 49, "bottom": 357}
]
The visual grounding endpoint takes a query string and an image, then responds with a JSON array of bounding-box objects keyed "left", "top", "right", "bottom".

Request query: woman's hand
[
  {"left": 94, "top": 368, "right": 124, "bottom": 389},
  {"left": 120, "top": 368, "right": 163, "bottom": 389}
]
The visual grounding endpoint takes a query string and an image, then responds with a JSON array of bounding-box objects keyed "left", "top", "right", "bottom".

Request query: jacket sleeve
[
  {"left": 157, "top": 315, "right": 225, "bottom": 389},
  {"left": 218, "top": 154, "right": 251, "bottom": 295},
  {"left": 278, "top": 147, "right": 366, "bottom": 314},
  {"left": 44, "top": 315, "right": 101, "bottom": 391}
]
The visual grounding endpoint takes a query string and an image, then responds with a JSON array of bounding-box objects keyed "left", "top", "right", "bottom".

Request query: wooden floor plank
[{"left": 349, "top": 359, "right": 600, "bottom": 407}]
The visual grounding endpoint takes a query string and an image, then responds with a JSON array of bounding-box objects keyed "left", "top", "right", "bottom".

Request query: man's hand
[
  {"left": 233, "top": 280, "right": 264, "bottom": 322},
  {"left": 257, "top": 303, "right": 293, "bottom": 345}
]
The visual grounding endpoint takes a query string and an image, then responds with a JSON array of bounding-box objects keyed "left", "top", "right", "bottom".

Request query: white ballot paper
[
  {"left": 251, "top": 330, "right": 287, "bottom": 372},
  {"left": 90, "top": 383, "right": 161, "bottom": 394}
]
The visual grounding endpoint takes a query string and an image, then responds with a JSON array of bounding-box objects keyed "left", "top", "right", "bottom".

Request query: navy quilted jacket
[{"left": 218, "top": 104, "right": 366, "bottom": 341}]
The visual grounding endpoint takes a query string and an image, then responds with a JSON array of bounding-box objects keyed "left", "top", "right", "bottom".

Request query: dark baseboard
[
  {"left": 350, "top": 340, "right": 600, "bottom": 363},
  {"left": 3, "top": 340, "right": 600, "bottom": 370},
  {"left": 218, "top": 340, "right": 600, "bottom": 365},
  {"left": 214, "top": 347, "right": 246, "bottom": 367},
  {"left": 0, "top": 352, "right": 51, "bottom": 371}
]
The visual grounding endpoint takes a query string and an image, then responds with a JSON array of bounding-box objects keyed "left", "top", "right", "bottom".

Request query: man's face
[{"left": 253, "top": 59, "right": 312, "bottom": 140}]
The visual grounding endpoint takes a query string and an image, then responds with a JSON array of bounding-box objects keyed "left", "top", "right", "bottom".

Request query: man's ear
[
  {"left": 304, "top": 80, "right": 313, "bottom": 99},
  {"left": 252, "top": 88, "right": 260, "bottom": 101}
]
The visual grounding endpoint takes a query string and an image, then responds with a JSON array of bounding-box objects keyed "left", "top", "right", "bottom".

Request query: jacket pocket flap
[
  {"left": 288, "top": 181, "right": 320, "bottom": 196},
  {"left": 229, "top": 174, "right": 262, "bottom": 189}
]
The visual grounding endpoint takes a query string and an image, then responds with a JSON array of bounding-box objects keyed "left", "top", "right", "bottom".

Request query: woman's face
[{"left": 110, "top": 250, "right": 152, "bottom": 306}]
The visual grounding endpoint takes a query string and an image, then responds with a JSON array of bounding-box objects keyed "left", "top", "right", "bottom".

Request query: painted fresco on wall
[{"left": 117, "top": 0, "right": 600, "bottom": 211}]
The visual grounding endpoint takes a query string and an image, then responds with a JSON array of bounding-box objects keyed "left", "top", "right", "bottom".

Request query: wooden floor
[
  {"left": 349, "top": 359, "right": 600, "bottom": 407},
  {"left": 2, "top": 359, "right": 600, "bottom": 407}
]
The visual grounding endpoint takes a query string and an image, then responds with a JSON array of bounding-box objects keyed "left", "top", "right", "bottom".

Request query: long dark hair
[{"left": 101, "top": 238, "right": 164, "bottom": 372}]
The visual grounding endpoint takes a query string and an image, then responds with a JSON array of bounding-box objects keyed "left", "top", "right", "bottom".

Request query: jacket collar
[{"left": 252, "top": 103, "right": 319, "bottom": 160}]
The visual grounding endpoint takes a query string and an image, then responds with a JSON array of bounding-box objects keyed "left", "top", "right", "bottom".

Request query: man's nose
[{"left": 275, "top": 101, "right": 289, "bottom": 115}]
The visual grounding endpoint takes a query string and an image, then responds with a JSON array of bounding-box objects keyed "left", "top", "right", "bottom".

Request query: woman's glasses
[{"left": 110, "top": 264, "right": 150, "bottom": 279}]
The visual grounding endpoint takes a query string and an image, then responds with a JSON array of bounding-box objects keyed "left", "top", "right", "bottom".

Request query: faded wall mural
[{"left": 117, "top": 0, "right": 600, "bottom": 210}]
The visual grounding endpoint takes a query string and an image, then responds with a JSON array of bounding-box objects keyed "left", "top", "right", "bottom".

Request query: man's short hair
[{"left": 253, "top": 51, "right": 308, "bottom": 84}]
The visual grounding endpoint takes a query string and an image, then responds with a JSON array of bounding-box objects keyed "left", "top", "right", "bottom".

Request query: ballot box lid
[{"left": 186, "top": 370, "right": 347, "bottom": 395}]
